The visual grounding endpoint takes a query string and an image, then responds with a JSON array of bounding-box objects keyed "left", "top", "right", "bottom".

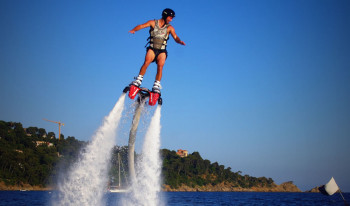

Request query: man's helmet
[{"left": 162, "top": 8, "right": 175, "bottom": 20}]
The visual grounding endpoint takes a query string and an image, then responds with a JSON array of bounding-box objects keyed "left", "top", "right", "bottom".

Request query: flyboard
[
  {"left": 123, "top": 85, "right": 162, "bottom": 182},
  {"left": 123, "top": 85, "right": 162, "bottom": 106}
]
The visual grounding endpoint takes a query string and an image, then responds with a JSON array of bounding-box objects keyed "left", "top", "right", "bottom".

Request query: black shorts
[{"left": 147, "top": 47, "right": 168, "bottom": 63}]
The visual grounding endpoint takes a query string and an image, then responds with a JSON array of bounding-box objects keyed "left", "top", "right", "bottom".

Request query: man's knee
[
  {"left": 143, "top": 56, "right": 154, "bottom": 66},
  {"left": 157, "top": 61, "right": 165, "bottom": 68},
  {"left": 143, "top": 59, "right": 152, "bottom": 66}
]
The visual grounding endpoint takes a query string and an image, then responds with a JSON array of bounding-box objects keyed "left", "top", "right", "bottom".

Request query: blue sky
[{"left": 1, "top": 0, "right": 349, "bottom": 192}]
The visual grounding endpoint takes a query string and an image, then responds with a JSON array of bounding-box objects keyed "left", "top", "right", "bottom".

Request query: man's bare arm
[
  {"left": 169, "top": 26, "right": 186, "bottom": 45},
  {"left": 129, "top": 20, "right": 155, "bottom": 34}
]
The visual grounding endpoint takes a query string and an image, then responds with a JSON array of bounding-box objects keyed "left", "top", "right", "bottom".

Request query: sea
[{"left": 0, "top": 191, "right": 349, "bottom": 206}]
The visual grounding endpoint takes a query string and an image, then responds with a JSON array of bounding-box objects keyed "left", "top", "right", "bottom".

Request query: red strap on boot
[
  {"left": 128, "top": 85, "right": 140, "bottom": 99},
  {"left": 149, "top": 92, "right": 160, "bottom": 106}
]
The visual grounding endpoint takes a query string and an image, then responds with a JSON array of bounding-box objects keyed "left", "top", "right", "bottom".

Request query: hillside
[
  {"left": 160, "top": 149, "right": 301, "bottom": 192},
  {"left": 0, "top": 121, "right": 85, "bottom": 188},
  {"left": 0, "top": 120, "right": 300, "bottom": 192}
]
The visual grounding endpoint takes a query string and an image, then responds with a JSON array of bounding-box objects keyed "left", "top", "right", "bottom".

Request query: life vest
[{"left": 147, "top": 20, "right": 170, "bottom": 50}]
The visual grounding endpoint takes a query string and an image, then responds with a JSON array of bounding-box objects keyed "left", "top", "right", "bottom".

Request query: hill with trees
[
  {"left": 0, "top": 120, "right": 85, "bottom": 189},
  {"left": 0, "top": 120, "right": 300, "bottom": 192},
  {"left": 162, "top": 149, "right": 274, "bottom": 191}
]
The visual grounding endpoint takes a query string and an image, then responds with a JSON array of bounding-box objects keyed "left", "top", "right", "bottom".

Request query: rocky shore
[
  {"left": 0, "top": 181, "right": 52, "bottom": 191},
  {"left": 1, "top": 181, "right": 301, "bottom": 192},
  {"left": 163, "top": 181, "right": 302, "bottom": 192}
]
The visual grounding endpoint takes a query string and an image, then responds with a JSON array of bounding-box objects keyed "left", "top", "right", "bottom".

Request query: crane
[{"left": 43, "top": 118, "right": 64, "bottom": 140}]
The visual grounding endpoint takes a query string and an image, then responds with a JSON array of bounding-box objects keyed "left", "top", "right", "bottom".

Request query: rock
[
  {"left": 305, "top": 186, "right": 321, "bottom": 193},
  {"left": 276, "top": 181, "right": 302, "bottom": 192}
]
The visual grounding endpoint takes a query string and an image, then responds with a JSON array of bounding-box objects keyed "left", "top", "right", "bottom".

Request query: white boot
[
  {"left": 131, "top": 75, "right": 143, "bottom": 87},
  {"left": 152, "top": 80, "right": 162, "bottom": 94}
]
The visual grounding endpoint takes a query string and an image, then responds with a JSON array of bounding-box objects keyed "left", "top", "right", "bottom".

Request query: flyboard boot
[
  {"left": 127, "top": 75, "right": 143, "bottom": 100},
  {"left": 123, "top": 76, "right": 162, "bottom": 106},
  {"left": 149, "top": 80, "right": 161, "bottom": 105}
]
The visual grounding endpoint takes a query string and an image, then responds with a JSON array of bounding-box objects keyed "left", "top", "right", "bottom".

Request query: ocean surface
[{"left": 0, "top": 191, "right": 349, "bottom": 206}]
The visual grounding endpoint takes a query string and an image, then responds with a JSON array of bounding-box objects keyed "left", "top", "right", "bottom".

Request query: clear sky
[{"left": 1, "top": 0, "right": 349, "bottom": 192}]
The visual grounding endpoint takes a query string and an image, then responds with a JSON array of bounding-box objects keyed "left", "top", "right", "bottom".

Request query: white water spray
[
  {"left": 122, "top": 105, "right": 163, "bottom": 206},
  {"left": 53, "top": 94, "right": 126, "bottom": 206}
]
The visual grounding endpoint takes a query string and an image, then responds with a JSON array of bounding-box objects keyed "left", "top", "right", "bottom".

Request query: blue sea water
[{"left": 0, "top": 191, "right": 349, "bottom": 206}]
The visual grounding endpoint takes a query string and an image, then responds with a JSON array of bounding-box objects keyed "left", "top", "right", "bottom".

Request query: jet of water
[
  {"left": 122, "top": 105, "right": 163, "bottom": 206},
  {"left": 53, "top": 94, "right": 126, "bottom": 206}
]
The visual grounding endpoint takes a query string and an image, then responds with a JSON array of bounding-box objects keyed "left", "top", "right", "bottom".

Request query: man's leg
[
  {"left": 132, "top": 49, "right": 155, "bottom": 87},
  {"left": 155, "top": 52, "right": 166, "bottom": 81},
  {"left": 152, "top": 53, "right": 166, "bottom": 93},
  {"left": 139, "top": 49, "right": 155, "bottom": 76}
]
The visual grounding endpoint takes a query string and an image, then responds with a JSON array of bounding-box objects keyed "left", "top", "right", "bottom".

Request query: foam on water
[
  {"left": 122, "top": 105, "right": 163, "bottom": 206},
  {"left": 53, "top": 94, "right": 126, "bottom": 206}
]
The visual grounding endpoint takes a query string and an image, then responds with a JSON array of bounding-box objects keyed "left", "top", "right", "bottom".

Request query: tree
[
  {"left": 26, "top": 127, "right": 39, "bottom": 137},
  {"left": 38, "top": 128, "right": 47, "bottom": 138},
  {"left": 47, "top": 132, "right": 55, "bottom": 139}
]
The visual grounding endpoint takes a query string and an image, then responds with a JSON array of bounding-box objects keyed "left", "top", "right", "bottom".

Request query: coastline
[
  {"left": 162, "top": 181, "right": 302, "bottom": 193},
  {"left": 0, "top": 182, "right": 53, "bottom": 191},
  {"left": 1, "top": 181, "right": 305, "bottom": 192}
]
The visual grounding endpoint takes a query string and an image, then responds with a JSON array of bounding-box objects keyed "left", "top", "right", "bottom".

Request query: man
[{"left": 129, "top": 8, "right": 186, "bottom": 94}]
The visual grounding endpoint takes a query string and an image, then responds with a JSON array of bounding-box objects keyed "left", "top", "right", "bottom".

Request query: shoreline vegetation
[
  {"left": 0, "top": 120, "right": 317, "bottom": 193},
  {"left": 163, "top": 181, "right": 301, "bottom": 192},
  {"left": 0, "top": 181, "right": 302, "bottom": 192},
  {"left": 0, "top": 181, "right": 304, "bottom": 192}
]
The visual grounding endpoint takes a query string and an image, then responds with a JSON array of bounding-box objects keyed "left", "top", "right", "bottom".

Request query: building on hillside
[
  {"left": 35, "top": 141, "right": 54, "bottom": 147},
  {"left": 176, "top": 149, "right": 188, "bottom": 158}
]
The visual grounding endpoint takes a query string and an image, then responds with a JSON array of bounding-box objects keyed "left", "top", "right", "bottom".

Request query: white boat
[
  {"left": 109, "top": 185, "right": 129, "bottom": 193},
  {"left": 109, "top": 153, "right": 129, "bottom": 193}
]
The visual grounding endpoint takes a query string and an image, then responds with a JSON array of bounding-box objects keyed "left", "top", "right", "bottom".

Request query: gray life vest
[{"left": 148, "top": 20, "right": 170, "bottom": 50}]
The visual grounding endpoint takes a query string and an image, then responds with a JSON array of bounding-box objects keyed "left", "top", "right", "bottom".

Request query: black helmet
[{"left": 162, "top": 8, "right": 175, "bottom": 20}]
